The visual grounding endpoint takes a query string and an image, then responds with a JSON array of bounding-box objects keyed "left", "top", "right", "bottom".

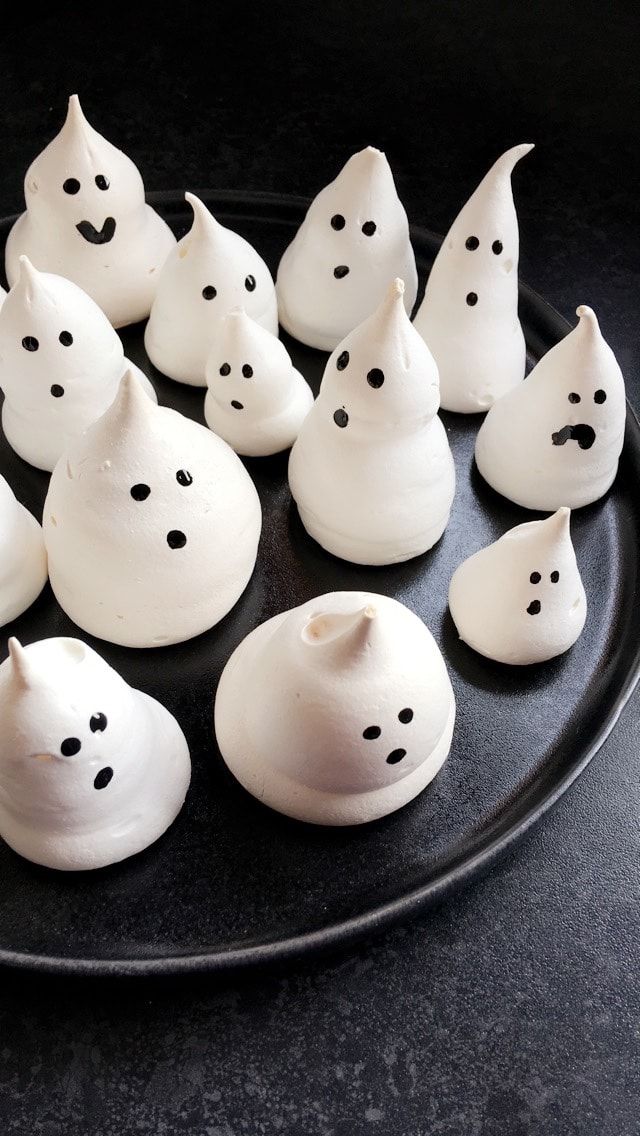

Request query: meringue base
[
  {"left": 204, "top": 372, "right": 313, "bottom": 456},
  {"left": 295, "top": 503, "right": 452, "bottom": 566}
]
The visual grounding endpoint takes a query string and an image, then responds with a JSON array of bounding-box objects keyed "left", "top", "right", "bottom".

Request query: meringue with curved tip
[
  {"left": 204, "top": 308, "right": 313, "bottom": 456},
  {"left": 414, "top": 143, "right": 534, "bottom": 413},
  {"left": 276, "top": 147, "right": 418, "bottom": 351},
  {"left": 475, "top": 306, "right": 626, "bottom": 510},
  {"left": 0, "top": 476, "right": 48, "bottom": 627},
  {"left": 0, "top": 636, "right": 191, "bottom": 870},
  {"left": 43, "top": 370, "right": 262, "bottom": 648},
  {"left": 5, "top": 95, "right": 175, "bottom": 328},
  {"left": 144, "top": 193, "right": 278, "bottom": 387},
  {"left": 449, "top": 508, "right": 587, "bottom": 665},
  {"left": 0, "top": 256, "right": 156, "bottom": 472},
  {"left": 215, "top": 591, "right": 455, "bottom": 825},
  {"left": 288, "top": 278, "right": 455, "bottom": 565}
]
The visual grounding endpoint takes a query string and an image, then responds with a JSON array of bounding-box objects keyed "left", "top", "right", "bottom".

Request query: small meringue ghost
[
  {"left": 145, "top": 193, "right": 279, "bottom": 387},
  {"left": 277, "top": 147, "right": 418, "bottom": 350},
  {"left": 215, "top": 591, "right": 455, "bottom": 825},
  {"left": 5, "top": 95, "right": 175, "bottom": 328},
  {"left": 204, "top": 308, "right": 313, "bottom": 456},
  {"left": 0, "top": 256, "right": 156, "bottom": 472},
  {"left": 288, "top": 278, "right": 455, "bottom": 565},
  {"left": 475, "top": 306, "right": 626, "bottom": 510},
  {"left": 43, "top": 370, "right": 262, "bottom": 648},
  {"left": 414, "top": 144, "right": 533, "bottom": 413},
  {"left": 0, "top": 476, "right": 48, "bottom": 626},
  {"left": 0, "top": 636, "right": 191, "bottom": 869},
  {"left": 449, "top": 508, "right": 586, "bottom": 665}
]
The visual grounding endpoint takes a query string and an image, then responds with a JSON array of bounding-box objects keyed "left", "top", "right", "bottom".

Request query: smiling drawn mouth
[
  {"left": 551, "top": 423, "right": 596, "bottom": 451},
  {"left": 76, "top": 217, "right": 116, "bottom": 245}
]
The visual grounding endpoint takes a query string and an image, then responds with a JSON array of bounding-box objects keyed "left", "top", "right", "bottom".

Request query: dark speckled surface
[{"left": 1, "top": 3, "right": 639, "bottom": 1133}]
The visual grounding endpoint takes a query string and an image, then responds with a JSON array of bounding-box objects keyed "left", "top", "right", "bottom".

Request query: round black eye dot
[
  {"left": 176, "top": 470, "right": 193, "bottom": 487},
  {"left": 59, "top": 330, "right": 73, "bottom": 346},
  {"left": 61, "top": 737, "right": 81, "bottom": 757},
  {"left": 231, "top": 399, "right": 244, "bottom": 410},
  {"left": 244, "top": 275, "right": 256, "bottom": 292},
  {"left": 336, "top": 350, "right": 350, "bottom": 371},
  {"left": 398, "top": 708, "right": 413, "bottom": 724},
  {"left": 333, "top": 408, "right": 349, "bottom": 428},
  {"left": 95, "top": 175, "right": 109, "bottom": 191},
  {"left": 466, "top": 292, "right": 478, "bottom": 306},
  {"left": 63, "top": 178, "right": 80, "bottom": 195},
  {"left": 492, "top": 240, "right": 503, "bottom": 255},
  {"left": 530, "top": 571, "right": 541, "bottom": 584},
  {"left": 94, "top": 766, "right": 113, "bottom": 790},
  {"left": 367, "top": 368, "right": 385, "bottom": 389},
  {"left": 550, "top": 570, "right": 560, "bottom": 583},
  {"left": 22, "top": 336, "right": 39, "bottom": 352},
  {"left": 386, "top": 748, "right": 407, "bottom": 765},
  {"left": 219, "top": 363, "right": 231, "bottom": 376},
  {"left": 50, "top": 384, "right": 65, "bottom": 398},
  {"left": 130, "top": 483, "right": 151, "bottom": 501},
  {"left": 334, "top": 265, "right": 350, "bottom": 279},
  {"left": 242, "top": 364, "right": 254, "bottom": 378},
  {"left": 90, "top": 713, "right": 108, "bottom": 733},
  {"left": 594, "top": 389, "right": 607, "bottom": 404},
  {"left": 202, "top": 285, "right": 217, "bottom": 300},
  {"left": 167, "top": 530, "right": 187, "bottom": 549},
  {"left": 331, "top": 214, "right": 346, "bottom": 230},
  {"left": 465, "top": 235, "right": 480, "bottom": 250},
  {"left": 362, "top": 221, "right": 376, "bottom": 236},
  {"left": 568, "top": 392, "right": 581, "bottom": 404},
  {"left": 527, "top": 599, "right": 542, "bottom": 616},
  {"left": 363, "top": 725, "right": 381, "bottom": 740}
]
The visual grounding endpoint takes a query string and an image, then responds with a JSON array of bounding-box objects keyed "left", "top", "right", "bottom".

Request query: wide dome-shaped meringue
[
  {"left": 449, "top": 508, "right": 587, "bottom": 665},
  {"left": 276, "top": 147, "right": 418, "bottom": 351},
  {"left": 0, "top": 256, "right": 156, "bottom": 472},
  {"left": 0, "top": 475, "right": 48, "bottom": 626},
  {"left": 288, "top": 278, "right": 455, "bottom": 565},
  {"left": 204, "top": 308, "right": 313, "bottom": 456},
  {"left": 144, "top": 193, "right": 278, "bottom": 387},
  {"left": 414, "top": 143, "right": 533, "bottom": 413},
  {"left": 215, "top": 591, "right": 455, "bottom": 825},
  {"left": 43, "top": 371, "right": 262, "bottom": 647},
  {"left": 5, "top": 95, "right": 175, "bottom": 328},
  {"left": 0, "top": 636, "right": 191, "bottom": 869},
  {"left": 475, "top": 306, "right": 626, "bottom": 509}
]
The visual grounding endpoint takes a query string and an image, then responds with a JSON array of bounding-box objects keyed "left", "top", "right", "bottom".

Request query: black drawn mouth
[
  {"left": 551, "top": 423, "right": 596, "bottom": 451},
  {"left": 76, "top": 217, "right": 116, "bottom": 245}
]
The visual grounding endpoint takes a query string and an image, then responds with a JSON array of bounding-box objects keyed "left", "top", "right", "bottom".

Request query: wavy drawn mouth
[
  {"left": 551, "top": 423, "right": 596, "bottom": 450},
  {"left": 76, "top": 217, "right": 116, "bottom": 245}
]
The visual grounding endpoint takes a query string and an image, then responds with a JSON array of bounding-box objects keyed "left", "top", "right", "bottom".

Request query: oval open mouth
[
  {"left": 76, "top": 217, "right": 116, "bottom": 245},
  {"left": 551, "top": 423, "right": 596, "bottom": 451}
]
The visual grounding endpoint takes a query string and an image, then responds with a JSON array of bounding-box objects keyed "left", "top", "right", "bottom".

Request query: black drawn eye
[
  {"left": 202, "top": 285, "right": 217, "bottom": 300},
  {"left": 331, "top": 214, "right": 345, "bottom": 230},
  {"left": 63, "top": 178, "right": 81, "bottom": 195},
  {"left": 492, "top": 240, "right": 503, "bottom": 255},
  {"left": 51, "top": 384, "right": 65, "bottom": 398},
  {"left": 219, "top": 363, "right": 231, "bottom": 376},
  {"left": 334, "top": 265, "right": 350, "bottom": 279},
  {"left": 59, "top": 330, "right": 73, "bottom": 346},
  {"left": 242, "top": 364, "right": 254, "bottom": 378},
  {"left": 95, "top": 175, "right": 109, "bottom": 190},
  {"left": 90, "top": 713, "right": 108, "bottom": 733},
  {"left": 465, "top": 235, "right": 479, "bottom": 250},
  {"left": 244, "top": 275, "right": 256, "bottom": 292},
  {"left": 176, "top": 470, "right": 193, "bottom": 487},
  {"left": 363, "top": 725, "right": 381, "bottom": 740},
  {"left": 594, "top": 389, "right": 607, "bottom": 404},
  {"left": 61, "top": 737, "right": 81, "bottom": 757},
  {"left": 568, "top": 392, "right": 581, "bottom": 404},
  {"left": 362, "top": 221, "right": 376, "bottom": 236},
  {"left": 22, "top": 336, "right": 39, "bottom": 352},
  {"left": 550, "top": 570, "right": 560, "bottom": 583},
  {"left": 333, "top": 408, "right": 349, "bottom": 428},
  {"left": 530, "top": 571, "right": 541, "bottom": 584},
  {"left": 398, "top": 708, "right": 413, "bottom": 723},
  {"left": 131, "top": 483, "right": 151, "bottom": 501},
  {"left": 336, "top": 351, "right": 350, "bottom": 371},
  {"left": 367, "top": 368, "right": 384, "bottom": 389}
]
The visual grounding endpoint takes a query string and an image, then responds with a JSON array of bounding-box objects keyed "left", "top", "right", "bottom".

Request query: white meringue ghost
[
  {"left": 276, "top": 147, "right": 418, "bottom": 351},
  {"left": 43, "top": 370, "right": 262, "bottom": 648},
  {"left": 288, "top": 278, "right": 455, "bottom": 565},
  {"left": 0, "top": 476, "right": 48, "bottom": 626},
  {"left": 414, "top": 144, "right": 533, "bottom": 413},
  {"left": 5, "top": 95, "right": 175, "bottom": 328},
  {"left": 144, "top": 193, "right": 279, "bottom": 387},
  {"left": 204, "top": 308, "right": 313, "bottom": 456},
  {"left": 475, "top": 306, "right": 626, "bottom": 510},
  {"left": 449, "top": 508, "right": 587, "bottom": 665},
  {"left": 0, "top": 286, "right": 5, "bottom": 308},
  {"left": 215, "top": 591, "right": 455, "bottom": 825},
  {"left": 0, "top": 256, "right": 156, "bottom": 472},
  {"left": 0, "top": 636, "right": 191, "bottom": 869}
]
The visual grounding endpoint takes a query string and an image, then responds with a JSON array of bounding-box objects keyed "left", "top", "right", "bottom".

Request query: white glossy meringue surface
[
  {"left": 215, "top": 591, "right": 455, "bottom": 825},
  {"left": 0, "top": 637, "right": 191, "bottom": 869},
  {"left": 0, "top": 476, "right": 48, "bottom": 627},
  {"left": 449, "top": 508, "right": 587, "bottom": 665},
  {"left": 145, "top": 193, "right": 278, "bottom": 387},
  {"left": 204, "top": 308, "right": 313, "bottom": 456},
  {"left": 475, "top": 306, "right": 626, "bottom": 509},
  {"left": 288, "top": 278, "right": 455, "bottom": 565},
  {"left": 43, "top": 371, "right": 262, "bottom": 648},
  {"left": 276, "top": 147, "right": 418, "bottom": 351},
  {"left": 0, "top": 256, "right": 155, "bottom": 472},
  {"left": 414, "top": 144, "right": 533, "bottom": 413},
  {"left": 5, "top": 95, "right": 175, "bottom": 328}
]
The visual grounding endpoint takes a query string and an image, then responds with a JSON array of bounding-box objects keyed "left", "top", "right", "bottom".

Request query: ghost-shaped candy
[
  {"left": 276, "top": 147, "right": 418, "bottom": 351},
  {"left": 43, "top": 370, "right": 262, "bottom": 648},
  {"left": 145, "top": 193, "right": 278, "bottom": 387},
  {"left": 0, "top": 476, "right": 48, "bottom": 626},
  {"left": 288, "top": 278, "right": 455, "bottom": 565},
  {"left": 475, "top": 306, "right": 626, "bottom": 510},
  {"left": 413, "top": 143, "right": 533, "bottom": 413},
  {"left": 204, "top": 308, "right": 313, "bottom": 456},
  {"left": 5, "top": 95, "right": 175, "bottom": 328},
  {"left": 449, "top": 508, "right": 587, "bottom": 665},
  {"left": 0, "top": 256, "right": 156, "bottom": 472},
  {"left": 215, "top": 591, "right": 455, "bottom": 825},
  {"left": 0, "top": 636, "right": 191, "bottom": 869}
]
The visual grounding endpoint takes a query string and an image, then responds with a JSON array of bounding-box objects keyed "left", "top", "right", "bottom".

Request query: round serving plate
[{"left": 0, "top": 190, "right": 638, "bottom": 977}]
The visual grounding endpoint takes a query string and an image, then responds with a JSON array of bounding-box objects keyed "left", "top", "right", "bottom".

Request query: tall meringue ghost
[
  {"left": 204, "top": 308, "right": 313, "bottom": 456},
  {"left": 145, "top": 193, "right": 279, "bottom": 387},
  {"left": 277, "top": 147, "right": 418, "bottom": 351},
  {"left": 4, "top": 95, "right": 175, "bottom": 328},
  {"left": 289, "top": 278, "right": 455, "bottom": 565},
  {"left": 0, "top": 476, "right": 48, "bottom": 626},
  {"left": 43, "top": 371, "right": 262, "bottom": 648},
  {"left": 414, "top": 144, "right": 533, "bottom": 413},
  {"left": 449, "top": 508, "right": 587, "bottom": 665},
  {"left": 475, "top": 306, "right": 626, "bottom": 510},
  {"left": 0, "top": 637, "right": 191, "bottom": 869},
  {"left": 0, "top": 256, "right": 156, "bottom": 472},
  {"left": 215, "top": 591, "right": 455, "bottom": 825}
]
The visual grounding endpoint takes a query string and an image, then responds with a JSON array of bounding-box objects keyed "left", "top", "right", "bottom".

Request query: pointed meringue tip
[
  {"left": 185, "top": 191, "right": 219, "bottom": 234},
  {"left": 17, "top": 254, "right": 39, "bottom": 286},
  {"left": 65, "top": 93, "right": 89, "bottom": 131},
  {"left": 112, "top": 367, "right": 154, "bottom": 422},
  {"left": 492, "top": 142, "right": 535, "bottom": 180},
  {"left": 576, "top": 305, "right": 600, "bottom": 334},
  {"left": 362, "top": 604, "right": 377, "bottom": 621},
  {"left": 389, "top": 277, "right": 405, "bottom": 299},
  {"left": 545, "top": 507, "right": 571, "bottom": 537},
  {"left": 301, "top": 605, "right": 377, "bottom": 650},
  {"left": 7, "top": 637, "right": 30, "bottom": 687}
]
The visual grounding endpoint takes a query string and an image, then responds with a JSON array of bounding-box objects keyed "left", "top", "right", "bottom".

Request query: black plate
[{"left": 1, "top": 191, "right": 639, "bottom": 977}]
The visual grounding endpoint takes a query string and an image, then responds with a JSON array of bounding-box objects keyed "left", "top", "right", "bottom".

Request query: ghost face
[
  {"left": 441, "top": 195, "right": 518, "bottom": 316},
  {"left": 207, "top": 316, "right": 293, "bottom": 419},
  {"left": 322, "top": 340, "right": 440, "bottom": 434}
]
